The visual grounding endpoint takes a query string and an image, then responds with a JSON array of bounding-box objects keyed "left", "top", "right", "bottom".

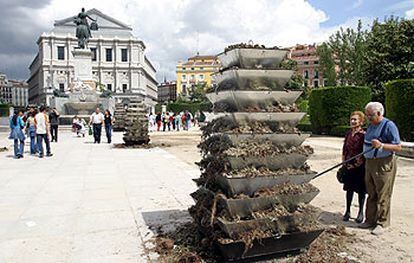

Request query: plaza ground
[{"left": 0, "top": 129, "right": 413, "bottom": 262}]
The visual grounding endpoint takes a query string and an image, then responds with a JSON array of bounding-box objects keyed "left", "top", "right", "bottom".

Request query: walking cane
[{"left": 312, "top": 147, "right": 375, "bottom": 180}]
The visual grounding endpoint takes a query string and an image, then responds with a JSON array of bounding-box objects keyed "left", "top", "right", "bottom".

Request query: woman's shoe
[{"left": 343, "top": 212, "right": 350, "bottom": 221}]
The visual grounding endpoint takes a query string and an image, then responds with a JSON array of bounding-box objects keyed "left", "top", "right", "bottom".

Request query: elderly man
[
  {"left": 360, "top": 102, "right": 401, "bottom": 235},
  {"left": 89, "top": 108, "right": 104, "bottom": 144}
]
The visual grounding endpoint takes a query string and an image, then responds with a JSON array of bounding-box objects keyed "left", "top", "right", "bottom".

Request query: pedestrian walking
[
  {"left": 156, "top": 112, "right": 162, "bottom": 131},
  {"left": 171, "top": 113, "right": 176, "bottom": 131},
  {"left": 163, "top": 112, "right": 170, "bottom": 132},
  {"left": 35, "top": 106, "right": 53, "bottom": 158},
  {"left": 104, "top": 109, "right": 114, "bottom": 144},
  {"left": 26, "top": 110, "right": 37, "bottom": 155},
  {"left": 359, "top": 102, "right": 402, "bottom": 235},
  {"left": 341, "top": 111, "right": 366, "bottom": 223},
  {"left": 89, "top": 108, "right": 104, "bottom": 144},
  {"left": 181, "top": 112, "right": 187, "bottom": 130},
  {"left": 194, "top": 110, "right": 200, "bottom": 127},
  {"left": 185, "top": 110, "right": 192, "bottom": 130},
  {"left": 148, "top": 112, "right": 156, "bottom": 132},
  {"left": 174, "top": 113, "right": 181, "bottom": 131},
  {"left": 9, "top": 110, "right": 25, "bottom": 159},
  {"left": 49, "top": 107, "right": 60, "bottom": 142}
]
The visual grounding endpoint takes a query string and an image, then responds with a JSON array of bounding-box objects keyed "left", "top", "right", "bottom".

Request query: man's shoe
[
  {"left": 39, "top": 155, "right": 44, "bottom": 158},
  {"left": 371, "top": 225, "right": 385, "bottom": 236},
  {"left": 46, "top": 153, "right": 53, "bottom": 157},
  {"left": 359, "top": 222, "right": 374, "bottom": 229}
]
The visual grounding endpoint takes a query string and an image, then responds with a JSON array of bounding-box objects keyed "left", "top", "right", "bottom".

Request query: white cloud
[
  {"left": 7, "top": 0, "right": 373, "bottom": 81},
  {"left": 406, "top": 8, "right": 414, "bottom": 18},
  {"left": 386, "top": 0, "right": 414, "bottom": 11},
  {"left": 352, "top": 0, "right": 363, "bottom": 9}
]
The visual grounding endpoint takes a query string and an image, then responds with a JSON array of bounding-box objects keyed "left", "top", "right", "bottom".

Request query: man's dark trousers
[
  {"left": 50, "top": 125, "right": 58, "bottom": 142},
  {"left": 37, "top": 134, "right": 51, "bottom": 156},
  {"left": 93, "top": 123, "right": 102, "bottom": 143}
]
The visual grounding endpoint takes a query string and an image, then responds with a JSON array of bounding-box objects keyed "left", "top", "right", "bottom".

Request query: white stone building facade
[
  {"left": 28, "top": 9, "right": 157, "bottom": 107},
  {"left": 0, "top": 73, "right": 29, "bottom": 107}
]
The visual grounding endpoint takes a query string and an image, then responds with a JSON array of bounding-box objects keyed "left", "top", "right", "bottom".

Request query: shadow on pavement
[
  {"left": 319, "top": 210, "right": 362, "bottom": 229},
  {"left": 141, "top": 209, "right": 192, "bottom": 235}
]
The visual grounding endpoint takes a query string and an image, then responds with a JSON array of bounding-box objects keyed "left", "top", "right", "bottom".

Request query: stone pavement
[{"left": 0, "top": 131, "right": 199, "bottom": 262}]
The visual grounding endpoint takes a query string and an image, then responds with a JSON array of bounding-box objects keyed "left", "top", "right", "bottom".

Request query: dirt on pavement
[{"left": 151, "top": 130, "right": 414, "bottom": 263}]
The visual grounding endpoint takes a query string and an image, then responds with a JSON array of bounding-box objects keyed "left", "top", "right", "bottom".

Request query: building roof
[
  {"left": 54, "top": 8, "right": 132, "bottom": 30},
  {"left": 158, "top": 82, "right": 177, "bottom": 89},
  {"left": 144, "top": 55, "right": 157, "bottom": 72},
  {"left": 188, "top": 55, "right": 217, "bottom": 61},
  {"left": 181, "top": 61, "right": 220, "bottom": 67}
]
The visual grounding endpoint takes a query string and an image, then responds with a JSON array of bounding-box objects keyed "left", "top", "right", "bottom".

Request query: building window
[
  {"left": 314, "top": 70, "right": 319, "bottom": 78},
  {"left": 106, "top": 48, "right": 113, "bottom": 62},
  {"left": 57, "top": 46, "right": 65, "bottom": 60},
  {"left": 122, "top": 84, "right": 128, "bottom": 93},
  {"left": 314, "top": 60, "right": 319, "bottom": 64},
  {"left": 59, "top": 83, "right": 65, "bottom": 92},
  {"left": 91, "top": 48, "right": 97, "bottom": 61},
  {"left": 182, "top": 75, "right": 187, "bottom": 81},
  {"left": 313, "top": 80, "right": 319, "bottom": 87},
  {"left": 121, "top": 48, "right": 128, "bottom": 62},
  {"left": 191, "top": 67, "right": 195, "bottom": 70},
  {"left": 199, "top": 74, "right": 204, "bottom": 80},
  {"left": 304, "top": 61, "right": 309, "bottom": 65},
  {"left": 200, "top": 67, "right": 204, "bottom": 70},
  {"left": 182, "top": 67, "right": 186, "bottom": 70},
  {"left": 107, "top": 84, "right": 112, "bottom": 91},
  {"left": 304, "top": 70, "right": 309, "bottom": 79},
  {"left": 191, "top": 75, "right": 195, "bottom": 80},
  {"left": 182, "top": 84, "right": 186, "bottom": 94}
]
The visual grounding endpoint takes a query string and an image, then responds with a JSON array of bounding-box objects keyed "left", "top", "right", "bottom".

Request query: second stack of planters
[
  {"left": 191, "top": 46, "right": 324, "bottom": 260},
  {"left": 122, "top": 99, "right": 150, "bottom": 145}
]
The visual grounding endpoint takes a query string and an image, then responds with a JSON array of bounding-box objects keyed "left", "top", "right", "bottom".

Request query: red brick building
[{"left": 288, "top": 44, "right": 324, "bottom": 88}]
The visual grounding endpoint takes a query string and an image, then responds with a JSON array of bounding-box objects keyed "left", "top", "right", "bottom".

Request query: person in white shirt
[
  {"left": 35, "top": 106, "right": 53, "bottom": 158},
  {"left": 89, "top": 107, "right": 104, "bottom": 143}
]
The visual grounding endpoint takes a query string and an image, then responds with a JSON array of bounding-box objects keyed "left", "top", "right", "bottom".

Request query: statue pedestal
[{"left": 72, "top": 49, "right": 95, "bottom": 90}]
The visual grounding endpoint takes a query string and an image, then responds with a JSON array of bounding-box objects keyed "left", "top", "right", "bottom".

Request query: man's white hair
[{"left": 365, "top": 102, "right": 384, "bottom": 116}]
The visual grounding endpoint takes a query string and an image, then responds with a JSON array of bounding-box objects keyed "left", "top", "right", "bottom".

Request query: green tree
[
  {"left": 189, "top": 83, "right": 208, "bottom": 102},
  {"left": 328, "top": 20, "right": 368, "bottom": 86},
  {"left": 364, "top": 17, "right": 414, "bottom": 101},
  {"left": 316, "top": 43, "right": 337, "bottom": 86},
  {"left": 280, "top": 58, "right": 305, "bottom": 90}
]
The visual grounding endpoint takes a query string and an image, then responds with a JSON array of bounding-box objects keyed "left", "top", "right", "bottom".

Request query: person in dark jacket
[
  {"left": 104, "top": 109, "right": 114, "bottom": 143},
  {"left": 49, "top": 107, "right": 60, "bottom": 142},
  {"left": 341, "top": 111, "right": 366, "bottom": 223}
]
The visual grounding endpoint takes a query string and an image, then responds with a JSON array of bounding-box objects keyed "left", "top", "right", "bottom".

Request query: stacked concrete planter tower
[
  {"left": 113, "top": 103, "right": 126, "bottom": 131},
  {"left": 191, "top": 45, "right": 323, "bottom": 260},
  {"left": 122, "top": 99, "right": 150, "bottom": 145}
]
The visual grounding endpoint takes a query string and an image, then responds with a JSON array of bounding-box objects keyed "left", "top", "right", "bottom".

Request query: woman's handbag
[
  {"left": 336, "top": 166, "right": 347, "bottom": 184},
  {"left": 88, "top": 125, "right": 92, "bottom": 136}
]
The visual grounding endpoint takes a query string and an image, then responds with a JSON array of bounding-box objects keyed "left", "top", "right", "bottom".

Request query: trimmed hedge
[
  {"left": 309, "top": 86, "right": 371, "bottom": 134},
  {"left": 166, "top": 101, "right": 212, "bottom": 115},
  {"left": 385, "top": 79, "right": 414, "bottom": 141},
  {"left": 0, "top": 103, "right": 10, "bottom": 117},
  {"left": 297, "top": 99, "right": 309, "bottom": 112}
]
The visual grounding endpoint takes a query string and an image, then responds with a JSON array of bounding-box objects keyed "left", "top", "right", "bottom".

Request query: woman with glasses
[{"left": 341, "top": 111, "right": 366, "bottom": 223}]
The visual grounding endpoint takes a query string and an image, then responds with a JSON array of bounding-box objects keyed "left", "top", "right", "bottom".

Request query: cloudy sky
[{"left": 0, "top": 0, "right": 412, "bottom": 82}]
